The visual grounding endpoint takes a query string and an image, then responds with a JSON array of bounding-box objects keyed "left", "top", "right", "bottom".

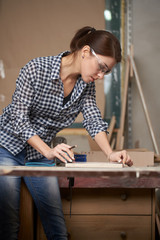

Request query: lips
[{"left": 90, "top": 76, "right": 95, "bottom": 82}]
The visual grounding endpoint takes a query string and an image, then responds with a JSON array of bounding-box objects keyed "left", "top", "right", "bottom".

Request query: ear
[{"left": 81, "top": 45, "right": 91, "bottom": 58}]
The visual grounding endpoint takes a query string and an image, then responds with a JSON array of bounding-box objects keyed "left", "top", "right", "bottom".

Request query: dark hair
[{"left": 70, "top": 26, "right": 121, "bottom": 63}]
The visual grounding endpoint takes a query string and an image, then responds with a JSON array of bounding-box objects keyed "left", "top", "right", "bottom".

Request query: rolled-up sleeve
[
  {"left": 81, "top": 83, "right": 108, "bottom": 138},
  {"left": 10, "top": 62, "right": 37, "bottom": 143}
]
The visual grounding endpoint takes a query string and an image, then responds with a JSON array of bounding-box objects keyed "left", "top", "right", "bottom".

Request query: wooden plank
[
  {"left": 65, "top": 162, "right": 124, "bottom": 168},
  {"left": 129, "top": 45, "right": 134, "bottom": 77},
  {"left": 108, "top": 115, "right": 116, "bottom": 142},
  {"left": 1, "top": 165, "right": 160, "bottom": 176},
  {"left": 116, "top": 57, "right": 130, "bottom": 150},
  {"left": 110, "top": 137, "right": 116, "bottom": 150},
  {"left": 2, "top": 165, "right": 160, "bottom": 190},
  {"left": 119, "top": 135, "right": 125, "bottom": 150}
]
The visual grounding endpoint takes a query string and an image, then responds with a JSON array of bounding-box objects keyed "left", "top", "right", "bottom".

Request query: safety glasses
[{"left": 91, "top": 48, "right": 111, "bottom": 75}]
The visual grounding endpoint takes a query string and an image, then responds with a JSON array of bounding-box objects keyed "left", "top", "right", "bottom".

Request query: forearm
[
  {"left": 94, "top": 131, "right": 112, "bottom": 158},
  {"left": 27, "top": 135, "right": 51, "bottom": 158},
  {"left": 95, "top": 131, "right": 133, "bottom": 166},
  {"left": 27, "top": 135, "right": 74, "bottom": 162}
]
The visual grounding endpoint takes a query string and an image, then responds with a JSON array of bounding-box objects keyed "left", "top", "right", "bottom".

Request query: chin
[{"left": 81, "top": 76, "right": 89, "bottom": 83}]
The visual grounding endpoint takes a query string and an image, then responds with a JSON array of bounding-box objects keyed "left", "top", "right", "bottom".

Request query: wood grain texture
[{"left": 65, "top": 162, "right": 124, "bottom": 168}]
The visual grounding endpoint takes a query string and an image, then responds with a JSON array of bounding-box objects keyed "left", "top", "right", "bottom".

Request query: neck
[{"left": 60, "top": 53, "right": 81, "bottom": 83}]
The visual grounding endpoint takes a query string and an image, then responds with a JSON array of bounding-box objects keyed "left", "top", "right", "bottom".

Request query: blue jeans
[{"left": 0, "top": 147, "right": 68, "bottom": 240}]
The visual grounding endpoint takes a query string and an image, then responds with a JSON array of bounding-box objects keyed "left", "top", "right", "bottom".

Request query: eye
[
  {"left": 102, "top": 64, "right": 111, "bottom": 75},
  {"left": 101, "top": 64, "right": 108, "bottom": 73},
  {"left": 99, "top": 64, "right": 105, "bottom": 72},
  {"left": 105, "top": 69, "right": 111, "bottom": 75}
]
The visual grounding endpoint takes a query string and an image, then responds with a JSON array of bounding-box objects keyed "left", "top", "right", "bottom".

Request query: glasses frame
[{"left": 90, "top": 48, "right": 111, "bottom": 75}]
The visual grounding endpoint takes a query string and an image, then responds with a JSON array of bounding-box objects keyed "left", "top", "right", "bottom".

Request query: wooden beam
[
  {"left": 116, "top": 57, "right": 130, "bottom": 150},
  {"left": 129, "top": 45, "right": 134, "bottom": 77},
  {"left": 107, "top": 115, "right": 116, "bottom": 143}
]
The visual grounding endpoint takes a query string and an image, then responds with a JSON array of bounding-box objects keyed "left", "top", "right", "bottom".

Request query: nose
[{"left": 97, "top": 71, "right": 105, "bottom": 79}]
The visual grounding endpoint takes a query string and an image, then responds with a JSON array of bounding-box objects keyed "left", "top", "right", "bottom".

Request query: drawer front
[
  {"left": 61, "top": 188, "right": 152, "bottom": 215},
  {"left": 65, "top": 215, "right": 152, "bottom": 240},
  {"left": 36, "top": 215, "right": 152, "bottom": 240}
]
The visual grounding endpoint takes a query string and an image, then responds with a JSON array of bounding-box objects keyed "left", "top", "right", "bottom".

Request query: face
[{"left": 80, "top": 46, "right": 116, "bottom": 83}]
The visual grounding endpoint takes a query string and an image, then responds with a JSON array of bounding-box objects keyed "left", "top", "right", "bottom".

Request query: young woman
[{"left": 0, "top": 26, "right": 133, "bottom": 240}]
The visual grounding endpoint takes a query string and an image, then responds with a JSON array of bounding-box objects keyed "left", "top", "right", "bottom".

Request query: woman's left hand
[{"left": 108, "top": 150, "right": 133, "bottom": 167}]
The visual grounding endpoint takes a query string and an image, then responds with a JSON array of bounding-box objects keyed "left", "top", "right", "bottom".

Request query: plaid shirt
[{"left": 0, "top": 51, "right": 108, "bottom": 160}]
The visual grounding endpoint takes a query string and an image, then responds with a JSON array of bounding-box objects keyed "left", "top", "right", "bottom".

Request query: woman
[{"left": 0, "top": 26, "right": 133, "bottom": 240}]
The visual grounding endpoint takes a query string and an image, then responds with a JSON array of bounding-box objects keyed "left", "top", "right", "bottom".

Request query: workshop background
[{"left": 0, "top": 0, "right": 159, "bottom": 153}]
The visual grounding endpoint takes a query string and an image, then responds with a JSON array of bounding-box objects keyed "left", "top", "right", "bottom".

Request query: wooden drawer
[
  {"left": 36, "top": 214, "right": 152, "bottom": 240},
  {"left": 61, "top": 188, "right": 152, "bottom": 215},
  {"left": 66, "top": 215, "right": 151, "bottom": 240}
]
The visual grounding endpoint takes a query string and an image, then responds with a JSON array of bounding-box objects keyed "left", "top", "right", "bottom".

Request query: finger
[
  {"left": 127, "top": 159, "right": 133, "bottom": 167},
  {"left": 54, "top": 145, "right": 73, "bottom": 162},
  {"left": 128, "top": 161, "right": 133, "bottom": 167},
  {"left": 53, "top": 151, "right": 68, "bottom": 163},
  {"left": 125, "top": 154, "right": 133, "bottom": 167},
  {"left": 58, "top": 149, "right": 73, "bottom": 163},
  {"left": 56, "top": 143, "right": 74, "bottom": 152},
  {"left": 55, "top": 143, "right": 72, "bottom": 150},
  {"left": 109, "top": 152, "right": 122, "bottom": 163},
  {"left": 64, "top": 149, "right": 75, "bottom": 161},
  {"left": 58, "top": 155, "right": 67, "bottom": 163},
  {"left": 120, "top": 150, "right": 127, "bottom": 165},
  {"left": 64, "top": 145, "right": 77, "bottom": 160},
  {"left": 57, "top": 144, "right": 75, "bottom": 161}
]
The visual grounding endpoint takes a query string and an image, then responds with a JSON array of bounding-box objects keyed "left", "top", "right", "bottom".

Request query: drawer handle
[
  {"left": 120, "top": 231, "right": 127, "bottom": 239},
  {"left": 120, "top": 193, "right": 128, "bottom": 201}
]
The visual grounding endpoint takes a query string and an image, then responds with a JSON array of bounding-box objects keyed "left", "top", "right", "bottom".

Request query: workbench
[{"left": 0, "top": 164, "right": 160, "bottom": 240}]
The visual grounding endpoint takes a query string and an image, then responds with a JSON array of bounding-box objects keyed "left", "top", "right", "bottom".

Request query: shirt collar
[
  {"left": 51, "top": 51, "right": 70, "bottom": 80},
  {"left": 50, "top": 51, "right": 88, "bottom": 108},
  {"left": 63, "top": 76, "right": 87, "bottom": 108}
]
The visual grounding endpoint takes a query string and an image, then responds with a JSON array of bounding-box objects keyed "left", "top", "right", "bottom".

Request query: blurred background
[{"left": 0, "top": 0, "right": 159, "bottom": 153}]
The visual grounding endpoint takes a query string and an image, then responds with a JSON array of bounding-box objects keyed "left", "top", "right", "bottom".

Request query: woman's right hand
[
  {"left": 46, "top": 143, "right": 75, "bottom": 163},
  {"left": 27, "top": 135, "right": 75, "bottom": 163}
]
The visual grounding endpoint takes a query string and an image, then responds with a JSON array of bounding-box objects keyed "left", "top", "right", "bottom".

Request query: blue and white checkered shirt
[{"left": 0, "top": 51, "right": 108, "bottom": 160}]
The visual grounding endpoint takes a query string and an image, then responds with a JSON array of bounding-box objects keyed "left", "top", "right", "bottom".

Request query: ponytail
[
  {"left": 70, "top": 26, "right": 121, "bottom": 63},
  {"left": 70, "top": 26, "right": 96, "bottom": 53}
]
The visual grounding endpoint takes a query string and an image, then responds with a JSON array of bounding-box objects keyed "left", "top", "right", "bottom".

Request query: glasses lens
[
  {"left": 100, "top": 64, "right": 110, "bottom": 75},
  {"left": 91, "top": 48, "right": 111, "bottom": 75}
]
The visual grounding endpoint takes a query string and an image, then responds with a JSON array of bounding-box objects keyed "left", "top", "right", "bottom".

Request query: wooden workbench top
[{"left": 1, "top": 164, "right": 160, "bottom": 188}]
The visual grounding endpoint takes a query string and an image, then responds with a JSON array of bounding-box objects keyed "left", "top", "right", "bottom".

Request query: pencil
[{"left": 69, "top": 145, "right": 77, "bottom": 150}]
